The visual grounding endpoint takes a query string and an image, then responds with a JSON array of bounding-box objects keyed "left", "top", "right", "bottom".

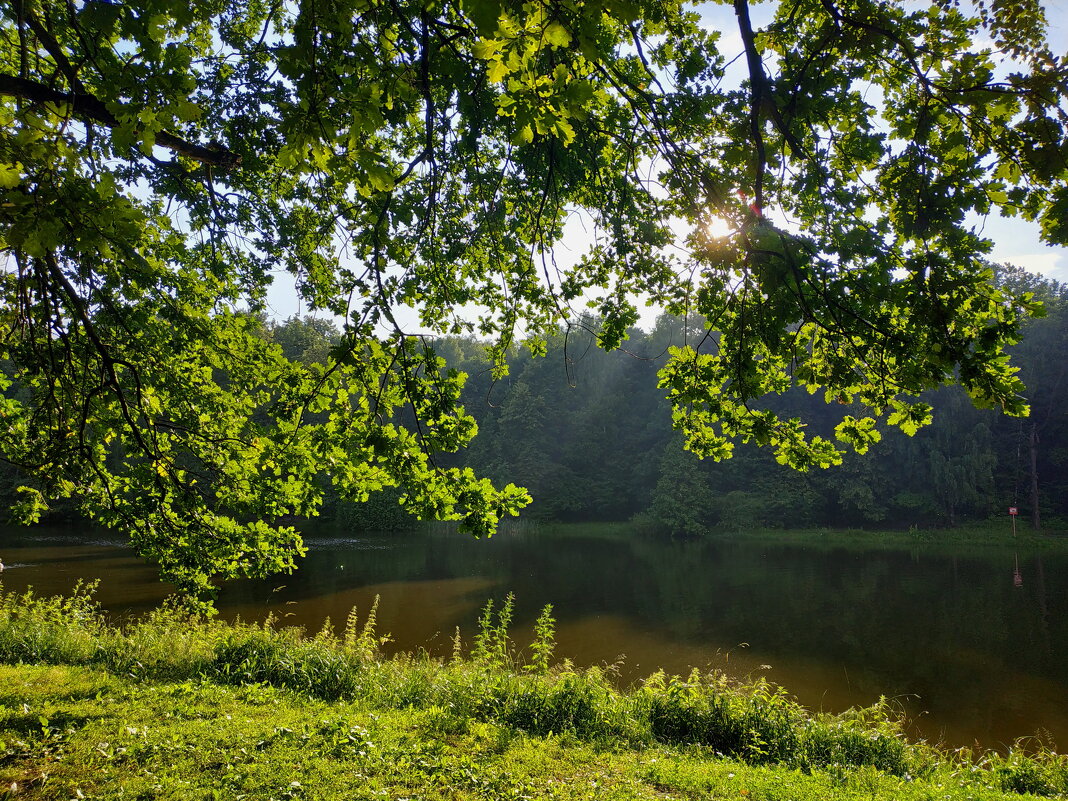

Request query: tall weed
[
  {"left": 526, "top": 604, "right": 556, "bottom": 675},
  {"left": 1, "top": 584, "right": 1065, "bottom": 797},
  {"left": 342, "top": 594, "right": 385, "bottom": 663},
  {"left": 471, "top": 593, "right": 514, "bottom": 668}
]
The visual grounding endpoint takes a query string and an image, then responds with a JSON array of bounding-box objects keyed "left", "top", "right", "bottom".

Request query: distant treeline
[
  {"left": 441, "top": 264, "right": 1068, "bottom": 534},
  {"left": 434, "top": 278, "right": 1067, "bottom": 535},
  {"left": 3, "top": 265, "right": 1066, "bottom": 535}
]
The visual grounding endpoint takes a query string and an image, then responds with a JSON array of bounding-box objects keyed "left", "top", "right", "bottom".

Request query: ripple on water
[{"left": 301, "top": 537, "right": 394, "bottom": 549}]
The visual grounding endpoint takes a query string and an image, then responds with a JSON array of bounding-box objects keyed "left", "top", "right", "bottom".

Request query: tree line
[
  {"left": 256, "top": 264, "right": 1068, "bottom": 535},
  {"left": 3, "top": 266, "right": 1064, "bottom": 538},
  {"left": 435, "top": 267, "right": 1068, "bottom": 535}
]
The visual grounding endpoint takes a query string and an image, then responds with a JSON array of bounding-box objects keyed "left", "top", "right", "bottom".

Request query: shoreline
[{"left": 1, "top": 585, "right": 1067, "bottom": 799}]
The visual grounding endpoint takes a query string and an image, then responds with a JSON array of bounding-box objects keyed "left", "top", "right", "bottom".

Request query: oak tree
[{"left": 1, "top": 0, "right": 1065, "bottom": 595}]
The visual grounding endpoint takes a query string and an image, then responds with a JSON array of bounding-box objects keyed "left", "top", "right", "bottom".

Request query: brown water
[{"left": 1, "top": 522, "right": 1066, "bottom": 750}]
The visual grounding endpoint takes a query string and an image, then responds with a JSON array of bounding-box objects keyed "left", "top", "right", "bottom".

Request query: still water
[{"left": 1, "top": 522, "right": 1066, "bottom": 750}]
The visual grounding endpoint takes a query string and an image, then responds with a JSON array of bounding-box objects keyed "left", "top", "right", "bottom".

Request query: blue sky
[
  {"left": 697, "top": 0, "right": 1068, "bottom": 285},
  {"left": 264, "top": 1, "right": 1068, "bottom": 326}
]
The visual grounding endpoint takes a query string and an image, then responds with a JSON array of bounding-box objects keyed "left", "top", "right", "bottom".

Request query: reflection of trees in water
[
  {"left": 1032, "top": 555, "right": 1051, "bottom": 655},
  {"left": 5, "top": 523, "right": 1066, "bottom": 747},
  {"left": 623, "top": 537, "right": 1068, "bottom": 738},
  {"left": 272, "top": 529, "right": 1068, "bottom": 707},
  {"left": 709, "top": 543, "right": 1058, "bottom": 673}
]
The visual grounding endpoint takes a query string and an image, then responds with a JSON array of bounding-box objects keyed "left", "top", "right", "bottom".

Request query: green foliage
[
  {"left": 472, "top": 593, "right": 515, "bottom": 669},
  {"left": 330, "top": 487, "right": 419, "bottom": 532},
  {"left": 987, "top": 749, "right": 1068, "bottom": 796},
  {"left": 527, "top": 604, "right": 557, "bottom": 676},
  {"left": 2, "top": 0, "right": 1065, "bottom": 596},
  {"left": 342, "top": 594, "right": 385, "bottom": 664},
  {"left": 0, "top": 580, "right": 105, "bottom": 665},
  {"left": 9, "top": 486, "right": 47, "bottom": 524},
  {"left": 4, "top": 585, "right": 1068, "bottom": 800},
  {"left": 642, "top": 670, "right": 910, "bottom": 774},
  {"left": 649, "top": 441, "right": 718, "bottom": 537}
]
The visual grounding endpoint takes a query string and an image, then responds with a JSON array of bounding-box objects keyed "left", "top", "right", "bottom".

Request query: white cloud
[{"left": 993, "top": 252, "right": 1068, "bottom": 283}]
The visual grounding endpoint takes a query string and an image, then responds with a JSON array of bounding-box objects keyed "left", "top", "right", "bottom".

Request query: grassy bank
[
  {"left": 709, "top": 520, "right": 1068, "bottom": 553},
  {"left": 1, "top": 585, "right": 1066, "bottom": 800},
  {"left": 544, "top": 519, "right": 1068, "bottom": 553},
  {"left": 525, "top": 519, "right": 1068, "bottom": 552}
]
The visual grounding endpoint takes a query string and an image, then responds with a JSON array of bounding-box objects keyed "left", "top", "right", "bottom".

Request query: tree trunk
[{"left": 1030, "top": 423, "right": 1041, "bottom": 531}]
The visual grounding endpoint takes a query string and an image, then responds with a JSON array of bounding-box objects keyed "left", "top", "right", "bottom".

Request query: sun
[{"left": 704, "top": 214, "right": 734, "bottom": 240}]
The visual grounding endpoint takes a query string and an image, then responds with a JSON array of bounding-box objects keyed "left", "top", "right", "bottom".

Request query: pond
[{"left": 1, "top": 522, "right": 1066, "bottom": 751}]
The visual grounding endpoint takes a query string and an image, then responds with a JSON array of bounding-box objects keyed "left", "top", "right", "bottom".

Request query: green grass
[
  {"left": 527, "top": 519, "right": 1068, "bottom": 553},
  {"left": 1, "top": 584, "right": 1066, "bottom": 800},
  {"left": 708, "top": 520, "right": 1068, "bottom": 553}
]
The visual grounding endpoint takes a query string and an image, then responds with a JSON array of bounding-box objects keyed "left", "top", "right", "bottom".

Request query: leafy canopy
[{"left": 1, "top": 0, "right": 1065, "bottom": 595}]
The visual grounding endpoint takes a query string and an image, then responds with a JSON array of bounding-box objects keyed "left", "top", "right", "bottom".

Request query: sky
[
  {"left": 944, "top": 0, "right": 1068, "bottom": 284},
  {"left": 696, "top": 0, "right": 1068, "bottom": 286},
  {"left": 264, "top": 0, "right": 1068, "bottom": 326}
]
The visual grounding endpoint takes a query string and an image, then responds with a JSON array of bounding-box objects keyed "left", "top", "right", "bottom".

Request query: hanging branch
[{"left": 0, "top": 75, "right": 241, "bottom": 169}]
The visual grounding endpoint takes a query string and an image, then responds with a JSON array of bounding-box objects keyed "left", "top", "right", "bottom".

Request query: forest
[
  {"left": 3, "top": 260, "right": 1065, "bottom": 539},
  {"left": 199, "top": 264, "right": 1068, "bottom": 537},
  {"left": 4, "top": 0, "right": 1068, "bottom": 594}
]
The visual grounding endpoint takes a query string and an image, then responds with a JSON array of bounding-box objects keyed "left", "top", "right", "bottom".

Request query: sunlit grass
[{"left": 1, "top": 584, "right": 1066, "bottom": 799}]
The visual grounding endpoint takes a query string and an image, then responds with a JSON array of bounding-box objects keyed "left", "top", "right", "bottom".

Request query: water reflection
[{"left": 1, "top": 522, "right": 1066, "bottom": 750}]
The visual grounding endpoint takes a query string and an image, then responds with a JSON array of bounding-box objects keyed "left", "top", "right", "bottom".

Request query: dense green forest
[
  {"left": 210, "top": 265, "right": 1068, "bottom": 535},
  {"left": 435, "top": 265, "right": 1068, "bottom": 534},
  {"left": 3, "top": 266, "right": 1065, "bottom": 537}
]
